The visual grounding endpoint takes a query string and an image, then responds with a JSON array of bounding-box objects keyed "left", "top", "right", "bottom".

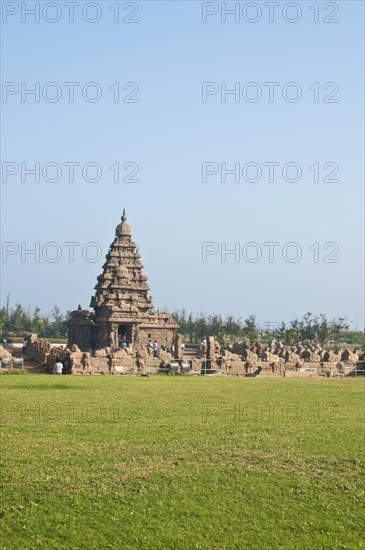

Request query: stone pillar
[
  {"left": 110, "top": 323, "right": 118, "bottom": 349},
  {"left": 207, "top": 336, "right": 215, "bottom": 359},
  {"left": 204, "top": 336, "right": 219, "bottom": 374},
  {"left": 174, "top": 334, "right": 183, "bottom": 360}
]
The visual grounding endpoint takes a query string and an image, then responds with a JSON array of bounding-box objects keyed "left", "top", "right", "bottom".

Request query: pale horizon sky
[{"left": 1, "top": 1, "right": 364, "bottom": 329}]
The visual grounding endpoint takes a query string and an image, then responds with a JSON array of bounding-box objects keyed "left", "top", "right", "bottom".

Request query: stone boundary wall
[
  {"left": 25, "top": 335, "right": 52, "bottom": 364},
  {"left": 24, "top": 334, "right": 364, "bottom": 377}
]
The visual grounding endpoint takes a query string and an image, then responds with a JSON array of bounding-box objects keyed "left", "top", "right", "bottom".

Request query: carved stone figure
[{"left": 82, "top": 352, "right": 91, "bottom": 372}]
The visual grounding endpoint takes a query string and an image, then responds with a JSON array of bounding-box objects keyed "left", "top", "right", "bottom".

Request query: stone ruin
[
  {"left": 21, "top": 209, "right": 180, "bottom": 375},
  {"left": 21, "top": 209, "right": 364, "bottom": 378},
  {"left": 192, "top": 336, "right": 364, "bottom": 378},
  {"left": 67, "top": 208, "right": 179, "bottom": 354},
  {"left": 0, "top": 346, "right": 12, "bottom": 360},
  {"left": 25, "top": 334, "right": 51, "bottom": 363},
  {"left": 24, "top": 330, "right": 364, "bottom": 377},
  {"left": 217, "top": 339, "right": 365, "bottom": 377}
]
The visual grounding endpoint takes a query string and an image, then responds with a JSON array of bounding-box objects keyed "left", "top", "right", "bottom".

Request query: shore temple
[{"left": 67, "top": 209, "right": 179, "bottom": 351}]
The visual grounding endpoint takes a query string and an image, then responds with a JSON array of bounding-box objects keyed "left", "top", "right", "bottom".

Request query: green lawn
[{"left": 1, "top": 375, "right": 364, "bottom": 549}]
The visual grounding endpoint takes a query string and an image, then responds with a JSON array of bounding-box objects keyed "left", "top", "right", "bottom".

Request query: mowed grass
[{"left": 0, "top": 375, "right": 364, "bottom": 549}]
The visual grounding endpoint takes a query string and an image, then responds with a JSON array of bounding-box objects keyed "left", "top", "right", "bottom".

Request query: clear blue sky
[{"left": 1, "top": 1, "right": 364, "bottom": 329}]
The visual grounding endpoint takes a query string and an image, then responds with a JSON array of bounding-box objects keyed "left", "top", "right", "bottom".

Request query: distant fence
[{"left": 335, "top": 361, "right": 365, "bottom": 377}]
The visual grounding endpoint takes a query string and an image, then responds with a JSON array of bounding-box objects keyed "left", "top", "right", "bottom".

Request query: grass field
[{"left": 1, "top": 374, "right": 364, "bottom": 549}]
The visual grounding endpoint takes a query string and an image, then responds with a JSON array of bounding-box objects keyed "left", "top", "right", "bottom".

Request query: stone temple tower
[{"left": 68, "top": 209, "right": 179, "bottom": 352}]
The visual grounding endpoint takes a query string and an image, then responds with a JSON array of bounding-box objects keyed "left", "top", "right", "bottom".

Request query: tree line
[
  {"left": 171, "top": 310, "right": 363, "bottom": 348},
  {"left": 0, "top": 299, "right": 363, "bottom": 348},
  {"left": 0, "top": 300, "right": 70, "bottom": 340}
]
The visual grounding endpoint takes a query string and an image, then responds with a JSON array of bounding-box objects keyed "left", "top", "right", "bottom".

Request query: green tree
[
  {"left": 186, "top": 313, "right": 194, "bottom": 344},
  {"left": 224, "top": 315, "right": 243, "bottom": 342},
  {"left": 31, "top": 306, "right": 45, "bottom": 336},
  {"left": 8, "top": 303, "right": 31, "bottom": 334},
  {"left": 50, "top": 305, "right": 67, "bottom": 338},
  {"left": 0, "top": 306, "right": 8, "bottom": 338},
  {"left": 215, "top": 327, "right": 231, "bottom": 349},
  {"left": 275, "top": 321, "right": 300, "bottom": 345},
  {"left": 242, "top": 315, "right": 259, "bottom": 341},
  {"left": 195, "top": 313, "right": 208, "bottom": 342},
  {"left": 275, "top": 314, "right": 350, "bottom": 346},
  {"left": 207, "top": 314, "right": 222, "bottom": 339}
]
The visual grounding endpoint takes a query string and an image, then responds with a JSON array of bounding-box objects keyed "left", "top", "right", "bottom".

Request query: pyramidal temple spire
[{"left": 69, "top": 210, "right": 179, "bottom": 350}]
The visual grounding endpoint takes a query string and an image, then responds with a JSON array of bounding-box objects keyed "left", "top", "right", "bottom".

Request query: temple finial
[{"left": 122, "top": 208, "right": 127, "bottom": 222}]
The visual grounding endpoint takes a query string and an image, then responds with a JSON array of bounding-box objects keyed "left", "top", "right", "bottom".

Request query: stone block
[
  {"left": 299, "top": 367, "right": 318, "bottom": 377},
  {"left": 113, "top": 365, "right": 136, "bottom": 375},
  {"left": 284, "top": 370, "right": 299, "bottom": 378}
]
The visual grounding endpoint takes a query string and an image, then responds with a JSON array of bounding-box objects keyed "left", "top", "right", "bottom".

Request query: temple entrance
[{"left": 118, "top": 324, "right": 132, "bottom": 346}]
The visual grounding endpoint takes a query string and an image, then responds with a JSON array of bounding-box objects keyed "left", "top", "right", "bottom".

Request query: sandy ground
[{"left": 2, "top": 344, "right": 47, "bottom": 374}]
